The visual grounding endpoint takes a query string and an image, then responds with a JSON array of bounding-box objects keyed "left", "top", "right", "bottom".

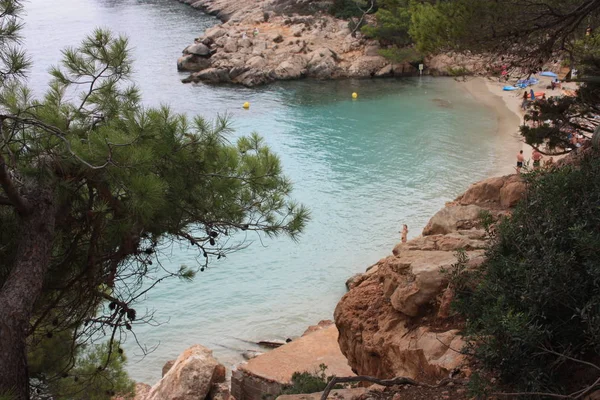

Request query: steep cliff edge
[{"left": 334, "top": 174, "right": 526, "bottom": 381}]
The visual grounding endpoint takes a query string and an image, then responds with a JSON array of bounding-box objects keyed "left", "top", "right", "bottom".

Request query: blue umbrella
[
  {"left": 530, "top": 89, "right": 535, "bottom": 100},
  {"left": 540, "top": 71, "right": 558, "bottom": 77}
]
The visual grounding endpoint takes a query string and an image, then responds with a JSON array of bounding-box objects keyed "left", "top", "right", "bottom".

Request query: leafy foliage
[
  {"left": 377, "top": 47, "right": 422, "bottom": 63},
  {"left": 452, "top": 153, "right": 600, "bottom": 393},
  {"left": 280, "top": 364, "right": 336, "bottom": 395},
  {"left": 328, "top": 0, "right": 367, "bottom": 19},
  {"left": 361, "top": 0, "right": 412, "bottom": 46},
  {"left": 0, "top": 19, "right": 308, "bottom": 399}
]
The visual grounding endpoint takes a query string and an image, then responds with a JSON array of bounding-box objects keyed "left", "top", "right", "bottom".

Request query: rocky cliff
[
  {"left": 177, "top": 0, "right": 480, "bottom": 86},
  {"left": 334, "top": 174, "right": 526, "bottom": 381}
]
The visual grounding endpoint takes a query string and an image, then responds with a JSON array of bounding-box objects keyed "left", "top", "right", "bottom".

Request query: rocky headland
[
  {"left": 176, "top": 0, "right": 483, "bottom": 86},
  {"left": 335, "top": 174, "right": 525, "bottom": 381}
]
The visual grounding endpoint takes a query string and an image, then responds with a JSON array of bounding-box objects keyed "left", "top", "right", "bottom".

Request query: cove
[{"left": 22, "top": 0, "right": 503, "bottom": 384}]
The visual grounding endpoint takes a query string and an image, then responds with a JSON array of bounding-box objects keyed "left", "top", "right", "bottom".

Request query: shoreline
[{"left": 461, "top": 77, "right": 523, "bottom": 176}]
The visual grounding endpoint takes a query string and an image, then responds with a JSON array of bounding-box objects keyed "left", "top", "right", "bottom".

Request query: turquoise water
[{"left": 22, "top": 0, "right": 503, "bottom": 384}]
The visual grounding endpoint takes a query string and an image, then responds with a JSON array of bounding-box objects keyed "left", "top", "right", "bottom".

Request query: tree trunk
[{"left": 0, "top": 185, "right": 56, "bottom": 400}]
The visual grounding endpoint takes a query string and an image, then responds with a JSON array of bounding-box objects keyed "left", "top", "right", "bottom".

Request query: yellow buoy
[
  {"left": 352, "top": 92, "right": 358, "bottom": 99},
  {"left": 243, "top": 102, "right": 250, "bottom": 109}
]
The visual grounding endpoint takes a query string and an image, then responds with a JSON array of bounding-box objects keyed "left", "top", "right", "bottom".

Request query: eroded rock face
[
  {"left": 335, "top": 174, "right": 525, "bottom": 381},
  {"left": 146, "top": 344, "right": 225, "bottom": 400}
]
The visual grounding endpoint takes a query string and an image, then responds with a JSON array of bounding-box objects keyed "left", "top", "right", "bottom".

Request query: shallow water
[{"left": 22, "top": 0, "right": 502, "bottom": 383}]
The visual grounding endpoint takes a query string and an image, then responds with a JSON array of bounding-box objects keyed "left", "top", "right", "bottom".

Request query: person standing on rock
[
  {"left": 516, "top": 150, "right": 524, "bottom": 173},
  {"left": 253, "top": 27, "right": 259, "bottom": 37},
  {"left": 401, "top": 224, "right": 408, "bottom": 243}
]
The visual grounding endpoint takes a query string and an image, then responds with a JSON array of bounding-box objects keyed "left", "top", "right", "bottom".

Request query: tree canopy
[{"left": 0, "top": 2, "right": 308, "bottom": 398}]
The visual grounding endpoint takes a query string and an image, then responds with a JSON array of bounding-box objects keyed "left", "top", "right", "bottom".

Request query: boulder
[
  {"left": 162, "top": 359, "right": 175, "bottom": 377},
  {"left": 348, "top": 56, "right": 388, "bottom": 77},
  {"left": 239, "top": 37, "right": 253, "bottom": 48},
  {"left": 204, "top": 26, "right": 227, "bottom": 41},
  {"left": 375, "top": 64, "right": 393, "bottom": 77},
  {"left": 231, "top": 324, "right": 354, "bottom": 400},
  {"left": 208, "top": 382, "right": 234, "bottom": 400},
  {"left": 307, "top": 48, "right": 337, "bottom": 79},
  {"left": 223, "top": 38, "right": 238, "bottom": 53},
  {"left": 147, "top": 344, "right": 223, "bottom": 400},
  {"left": 190, "top": 68, "right": 231, "bottom": 83},
  {"left": 273, "top": 56, "right": 307, "bottom": 80},
  {"left": 177, "top": 54, "right": 212, "bottom": 72},
  {"left": 183, "top": 43, "right": 212, "bottom": 57},
  {"left": 246, "top": 56, "right": 267, "bottom": 69},
  {"left": 500, "top": 180, "right": 526, "bottom": 208},
  {"left": 422, "top": 205, "right": 483, "bottom": 236}
]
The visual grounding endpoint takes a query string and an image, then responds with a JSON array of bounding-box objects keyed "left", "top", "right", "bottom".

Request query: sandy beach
[{"left": 461, "top": 74, "right": 571, "bottom": 176}]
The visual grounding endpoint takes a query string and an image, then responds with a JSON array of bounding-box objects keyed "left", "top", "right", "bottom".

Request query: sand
[{"left": 461, "top": 75, "right": 572, "bottom": 176}]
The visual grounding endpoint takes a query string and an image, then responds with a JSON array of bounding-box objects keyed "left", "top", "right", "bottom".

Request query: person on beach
[
  {"left": 516, "top": 150, "right": 524, "bottom": 173},
  {"left": 401, "top": 224, "right": 408, "bottom": 243},
  {"left": 521, "top": 91, "right": 529, "bottom": 110},
  {"left": 532, "top": 149, "right": 543, "bottom": 170}
]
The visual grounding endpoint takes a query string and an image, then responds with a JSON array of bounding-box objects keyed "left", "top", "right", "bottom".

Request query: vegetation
[
  {"left": 450, "top": 153, "right": 600, "bottom": 396},
  {"left": 0, "top": 1, "right": 308, "bottom": 398},
  {"left": 280, "top": 364, "right": 340, "bottom": 395}
]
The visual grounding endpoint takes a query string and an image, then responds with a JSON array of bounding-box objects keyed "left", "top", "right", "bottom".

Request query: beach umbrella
[
  {"left": 530, "top": 89, "right": 535, "bottom": 100},
  {"left": 540, "top": 71, "right": 558, "bottom": 77}
]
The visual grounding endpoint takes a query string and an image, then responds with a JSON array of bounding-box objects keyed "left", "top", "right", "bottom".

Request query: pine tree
[{"left": 0, "top": 8, "right": 308, "bottom": 399}]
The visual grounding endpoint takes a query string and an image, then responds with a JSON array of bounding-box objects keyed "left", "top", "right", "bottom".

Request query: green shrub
[
  {"left": 453, "top": 153, "right": 600, "bottom": 394},
  {"left": 280, "top": 364, "right": 338, "bottom": 395},
  {"left": 446, "top": 66, "right": 470, "bottom": 76},
  {"left": 329, "top": 0, "right": 367, "bottom": 19},
  {"left": 377, "top": 47, "right": 422, "bottom": 64}
]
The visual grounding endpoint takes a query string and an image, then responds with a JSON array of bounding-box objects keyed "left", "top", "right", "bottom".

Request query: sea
[{"left": 21, "top": 0, "right": 505, "bottom": 383}]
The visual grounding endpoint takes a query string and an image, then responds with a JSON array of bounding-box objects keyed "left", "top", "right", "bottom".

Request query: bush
[
  {"left": 280, "top": 364, "right": 339, "bottom": 395},
  {"left": 377, "top": 47, "right": 422, "bottom": 64},
  {"left": 452, "top": 153, "right": 600, "bottom": 394},
  {"left": 329, "top": 0, "right": 366, "bottom": 19}
]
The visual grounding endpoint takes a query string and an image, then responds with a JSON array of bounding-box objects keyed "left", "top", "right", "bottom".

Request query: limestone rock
[
  {"left": 375, "top": 64, "right": 393, "bottom": 77},
  {"left": 162, "top": 359, "right": 175, "bottom": 377},
  {"left": 457, "top": 174, "right": 525, "bottom": 209},
  {"left": 177, "top": 54, "right": 212, "bottom": 72},
  {"left": 190, "top": 68, "right": 231, "bottom": 83},
  {"left": 208, "top": 382, "right": 234, "bottom": 400},
  {"left": 500, "top": 180, "right": 526, "bottom": 208},
  {"left": 348, "top": 56, "right": 388, "bottom": 77},
  {"left": 223, "top": 38, "right": 238, "bottom": 53},
  {"left": 205, "top": 26, "right": 227, "bottom": 41},
  {"left": 273, "top": 56, "right": 307, "bottom": 80},
  {"left": 183, "top": 43, "right": 212, "bottom": 57},
  {"left": 335, "top": 173, "right": 525, "bottom": 381},
  {"left": 231, "top": 325, "right": 354, "bottom": 400},
  {"left": 146, "top": 344, "right": 223, "bottom": 400},
  {"left": 246, "top": 55, "right": 267, "bottom": 69},
  {"left": 239, "top": 37, "right": 253, "bottom": 48},
  {"left": 422, "top": 205, "right": 483, "bottom": 236}
]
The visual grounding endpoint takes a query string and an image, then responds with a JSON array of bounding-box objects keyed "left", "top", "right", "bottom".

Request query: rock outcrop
[
  {"left": 334, "top": 174, "right": 526, "bottom": 381},
  {"left": 146, "top": 344, "right": 228, "bottom": 400},
  {"left": 176, "top": 0, "right": 478, "bottom": 86},
  {"left": 231, "top": 321, "right": 354, "bottom": 400}
]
